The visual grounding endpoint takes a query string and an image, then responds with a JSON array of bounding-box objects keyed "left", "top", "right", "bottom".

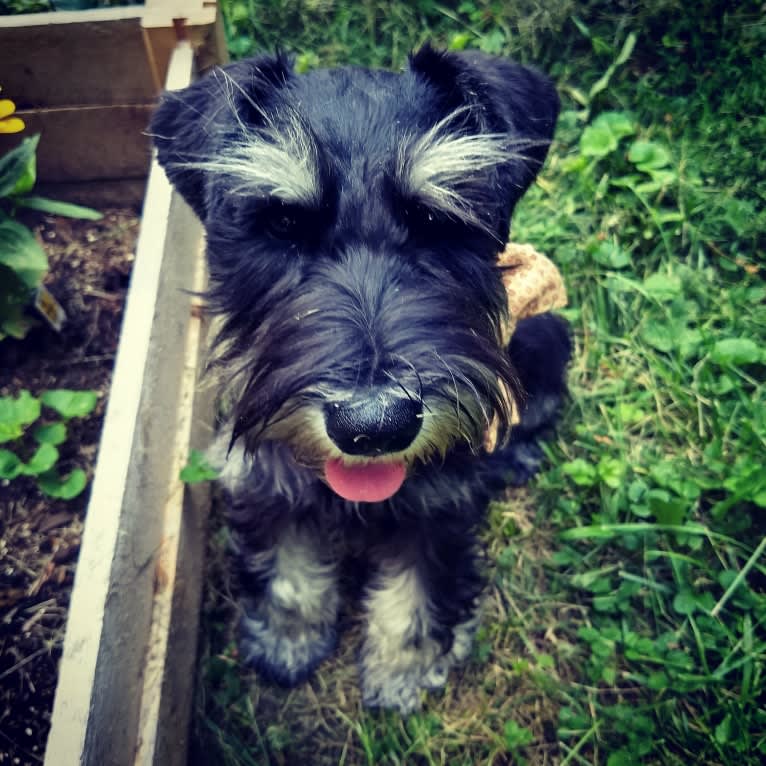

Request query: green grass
[{"left": 191, "top": 2, "right": 766, "bottom": 763}]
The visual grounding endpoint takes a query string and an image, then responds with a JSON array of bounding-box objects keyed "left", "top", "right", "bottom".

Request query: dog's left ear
[
  {"left": 150, "top": 53, "right": 295, "bottom": 219},
  {"left": 409, "top": 45, "right": 560, "bottom": 195}
]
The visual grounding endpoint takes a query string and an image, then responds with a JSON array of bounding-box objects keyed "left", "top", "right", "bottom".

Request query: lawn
[{"left": 191, "top": 2, "right": 766, "bottom": 764}]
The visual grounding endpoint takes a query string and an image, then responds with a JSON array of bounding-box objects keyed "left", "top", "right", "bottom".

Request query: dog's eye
[
  {"left": 264, "top": 206, "right": 301, "bottom": 240},
  {"left": 403, "top": 202, "right": 441, "bottom": 233}
]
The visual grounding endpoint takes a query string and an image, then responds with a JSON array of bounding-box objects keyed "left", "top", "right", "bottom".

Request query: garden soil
[{"left": 0, "top": 210, "right": 139, "bottom": 764}]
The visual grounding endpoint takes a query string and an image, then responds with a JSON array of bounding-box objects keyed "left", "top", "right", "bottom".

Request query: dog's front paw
[
  {"left": 239, "top": 612, "right": 337, "bottom": 686},
  {"left": 360, "top": 640, "right": 457, "bottom": 714},
  {"left": 503, "top": 438, "right": 546, "bottom": 485},
  {"left": 362, "top": 673, "right": 423, "bottom": 714}
]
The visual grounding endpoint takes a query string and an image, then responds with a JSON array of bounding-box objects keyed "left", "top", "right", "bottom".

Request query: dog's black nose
[{"left": 324, "top": 389, "right": 422, "bottom": 456}]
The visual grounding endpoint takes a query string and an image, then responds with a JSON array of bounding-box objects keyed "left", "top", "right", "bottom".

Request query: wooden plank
[
  {"left": 0, "top": 5, "right": 226, "bottom": 188},
  {"left": 35, "top": 179, "right": 148, "bottom": 209},
  {"left": 0, "top": 5, "right": 142, "bottom": 28},
  {"left": 0, "top": 10, "right": 155, "bottom": 108},
  {"left": 133, "top": 245, "right": 213, "bottom": 766},
  {"left": 43, "top": 41, "right": 203, "bottom": 766},
  {"left": 0, "top": 3, "right": 226, "bottom": 109},
  {"left": 0, "top": 105, "right": 154, "bottom": 183}
]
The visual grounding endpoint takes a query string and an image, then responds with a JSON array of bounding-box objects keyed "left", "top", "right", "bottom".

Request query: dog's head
[{"left": 151, "top": 46, "right": 559, "bottom": 503}]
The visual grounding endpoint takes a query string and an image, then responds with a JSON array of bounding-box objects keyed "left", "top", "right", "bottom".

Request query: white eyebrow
[
  {"left": 397, "top": 108, "right": 549, "bottom": 232},
  {"left": 173, "top": 112, "right": 322, "bottom": 205}
]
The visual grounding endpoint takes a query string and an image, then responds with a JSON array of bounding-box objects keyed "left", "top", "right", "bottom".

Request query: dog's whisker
[
  {"left": 381, "top": 367, "right": 421, "bottom": 406},
  {"left": 432, "top": 350, "right": 464, "bottom": 435},
  {"left": 215, "top": 67, "right": 253, "bottom": 137}
]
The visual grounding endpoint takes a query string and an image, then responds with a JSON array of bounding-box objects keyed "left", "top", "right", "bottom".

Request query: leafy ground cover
[{"left": 193, "top": 2, "right": 766, "bottom": 763}]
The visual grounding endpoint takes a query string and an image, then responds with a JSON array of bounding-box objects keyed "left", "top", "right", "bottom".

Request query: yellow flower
[{"left": 0, "top": 99, "right": 25, "bottom": 134}]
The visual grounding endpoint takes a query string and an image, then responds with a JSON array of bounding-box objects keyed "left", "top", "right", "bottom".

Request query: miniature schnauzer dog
[{"left": 151, "top": 45, "right": 570, "bottom": 713}]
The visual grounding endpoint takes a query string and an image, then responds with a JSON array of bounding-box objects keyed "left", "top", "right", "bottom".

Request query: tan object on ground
[{"left": 485, "top": 242, "right": 568, "bottom": 452}]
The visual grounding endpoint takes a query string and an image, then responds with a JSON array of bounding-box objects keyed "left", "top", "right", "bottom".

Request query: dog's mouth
[{"left": 324, "top": 457, "right": 407, "bottom": 503}]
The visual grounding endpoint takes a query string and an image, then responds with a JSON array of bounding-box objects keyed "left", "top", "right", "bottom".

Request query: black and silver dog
[{"left": 151, "top": 45, "right": 570, "bottom": 713}]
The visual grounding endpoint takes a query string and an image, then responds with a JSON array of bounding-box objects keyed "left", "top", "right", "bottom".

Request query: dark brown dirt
[{"left": 0, "top": 210, "right": 139, "bottom": 764}]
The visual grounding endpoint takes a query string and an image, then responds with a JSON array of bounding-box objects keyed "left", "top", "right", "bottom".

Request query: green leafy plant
[
  {"left": 0, "top": 0, "right": 51, "bottom": 13},
  {"left": 180, "top": 448, "right": 221, "bottom": 483},
  {"left": 0, "top": 134, "right": 101, "bottom": 340},
  {"left": 503, "top": 719, "right": 534, "bottom": 763},
  {"left": 0, "top": 0, "right": 135, "bottom": 13},
  {"left": 0, "top": 388, "right": 98, "bottom": 499}
]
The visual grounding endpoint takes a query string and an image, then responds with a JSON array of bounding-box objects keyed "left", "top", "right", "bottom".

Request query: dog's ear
[
  {"left": 409, "top": 44, "right": 559, "bottom": 195},
  {"left": 150, "top": 53, "right": 294, "bottom": 219}
]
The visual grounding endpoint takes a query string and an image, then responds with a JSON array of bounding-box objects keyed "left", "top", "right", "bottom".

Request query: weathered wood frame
[
  {"left": 38, "top": 41, "right": 214, "bottom": 766},
  {"left": 0, "top": 0, "right": 225, "bottom": 204}
]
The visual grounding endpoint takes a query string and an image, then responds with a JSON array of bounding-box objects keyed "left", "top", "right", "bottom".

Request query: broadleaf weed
[{"left": 0, "top": 388, "right": 98, "bottom": 499}]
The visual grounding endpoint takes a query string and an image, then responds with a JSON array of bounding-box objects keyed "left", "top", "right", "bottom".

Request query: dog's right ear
[
  {"left": 150, "top": 53, "right": 294, "bottom": 220},
  {"left": 409, "top": 45, "right": 559, "bottom": 200}
]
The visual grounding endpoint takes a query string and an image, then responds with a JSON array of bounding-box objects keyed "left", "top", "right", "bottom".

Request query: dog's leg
[
  {"left": 360, "top": 532, "right": 481, "bottom": 713},
  {"left": 234, "top": 523, "right": 340, "bottom": 685},
  {"left": 504, "top": 312, "right": 572, "bottom": 484},
  {"left": 214, "top": 440, "right": 341, "bottom": 685}
]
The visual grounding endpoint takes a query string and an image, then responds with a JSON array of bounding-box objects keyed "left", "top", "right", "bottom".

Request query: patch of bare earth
[{"left": 0, "top": 210, "right": 138, "bottom": 764}]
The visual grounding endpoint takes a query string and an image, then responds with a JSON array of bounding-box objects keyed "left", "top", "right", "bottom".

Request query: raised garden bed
[
  {"left": 0, "top": 1, "right": 224, "bottom": 204},
  {"left": 0, "top": 9, "right": 223, "bottom": 764},
  {"left": 1, "top": 209, "right": 139, "bottom": 764}
]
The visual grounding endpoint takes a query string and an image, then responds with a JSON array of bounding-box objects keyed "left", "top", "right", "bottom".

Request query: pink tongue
[{"left": 325, "top": 458, "right": 406, "bottom": 503}]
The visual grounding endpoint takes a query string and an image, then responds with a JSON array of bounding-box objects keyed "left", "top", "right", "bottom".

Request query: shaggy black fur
[{"left": 151, "top": 45, "right": 570, "bottom": 711}]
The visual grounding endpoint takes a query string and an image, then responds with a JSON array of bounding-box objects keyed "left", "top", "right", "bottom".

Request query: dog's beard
[
  {"left": 204, "top": 247, "right": 519, "bottom": 494},
  {"left": 217, "top": 366, "right": 515, "bottom": 504}
]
